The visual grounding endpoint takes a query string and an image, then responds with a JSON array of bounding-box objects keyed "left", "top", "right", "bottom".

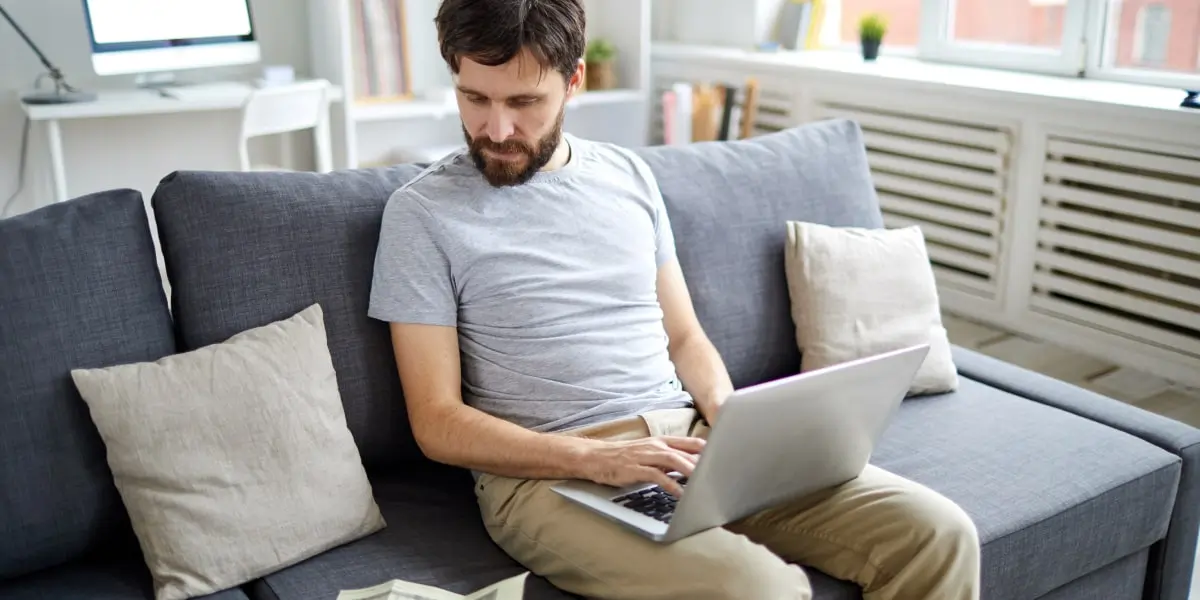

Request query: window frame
[
  {"left": 821, "top": 0, "right": 1200, "bottom": 91},
  {"left": 916, "top": 0, "right": 1090, "bottom": 76},
  {"left": 1081, "top": 0, "right": 1200, "bottom": 91}
]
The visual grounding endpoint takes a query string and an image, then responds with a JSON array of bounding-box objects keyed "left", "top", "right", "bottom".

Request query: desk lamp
[{"left": 1, "top": 3, "right": 95, "bottom": 104}]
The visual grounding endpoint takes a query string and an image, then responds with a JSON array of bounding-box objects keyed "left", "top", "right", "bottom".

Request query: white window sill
[{"left": 651, "top": 43, "right": 1198, "bottom": 119}]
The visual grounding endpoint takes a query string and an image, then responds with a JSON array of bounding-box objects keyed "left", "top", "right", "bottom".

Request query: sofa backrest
[
  {"left": 634, "top": 118, "right": 882, "bottom": 388},
  {"left": 0, "top": 189, "right": 176, "bottom": 579},
  {"left": 151, "top": 166, "right": 425, "bottom": 471},
  {"left": 150, "top": 119, "right": 881, "bottom": 471}
]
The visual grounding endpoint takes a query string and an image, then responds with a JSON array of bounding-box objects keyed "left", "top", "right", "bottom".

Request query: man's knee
[
  {"left": 910, "top": 490, "right": 981, "bottom": 565},
  {"left": 936, "top": 497, "right": 980, "bottom": 552}
]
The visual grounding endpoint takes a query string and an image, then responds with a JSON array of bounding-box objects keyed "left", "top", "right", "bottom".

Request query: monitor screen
[
  {"left": 82, "top": 0, "right": 259, "bottom": 75},
  {"left": 84, "top": 0, "right": 254, "bottom": 47}
]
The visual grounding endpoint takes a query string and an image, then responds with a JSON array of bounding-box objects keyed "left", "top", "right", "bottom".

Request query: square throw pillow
[
  {"left": 70, "top": 303, "right": 385, "bottom": 600},
  {"left": 784, "top": 221, "right": 958, "bottom": 395}
]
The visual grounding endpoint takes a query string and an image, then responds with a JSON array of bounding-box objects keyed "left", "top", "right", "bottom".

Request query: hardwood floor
[{"left": 943, "top": 312, "right": 1200, "bottom": 429}]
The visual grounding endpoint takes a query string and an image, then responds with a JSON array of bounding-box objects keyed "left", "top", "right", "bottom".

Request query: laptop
[{"left": 551, "top": 343, "right": 929, "bottom": 543}]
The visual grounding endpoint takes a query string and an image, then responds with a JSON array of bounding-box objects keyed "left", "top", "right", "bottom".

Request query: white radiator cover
[
  {"left": 651, "top": 55, "right": 1200, "bottom": 387},
  {"left": 813, "top": 102, "right": 1014, "bottom": 303},
  {"left": 1032, "top": 135, "right": 1200, "bottom": 362}
]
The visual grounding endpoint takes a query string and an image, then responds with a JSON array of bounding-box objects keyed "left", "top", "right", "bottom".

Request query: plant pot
[
  {"left": 586, "top": 60, "right": 617, "bottom": 91},
  {"left": 861, "top": 38, "right": 881, "bottom": 61}
]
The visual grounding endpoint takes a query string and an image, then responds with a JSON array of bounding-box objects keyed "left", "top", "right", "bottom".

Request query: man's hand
[{"left": 581, "top": 436, "right": 707, "bottom": 497}]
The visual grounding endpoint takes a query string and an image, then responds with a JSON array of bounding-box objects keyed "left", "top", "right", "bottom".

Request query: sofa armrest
[{"left": 952, "top": 345, "right": 1200, "bottom": 600}]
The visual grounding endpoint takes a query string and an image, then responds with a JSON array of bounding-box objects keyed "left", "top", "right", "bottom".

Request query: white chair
[{"left": 237, "top": 79, "right": 333, "bottom": 173}]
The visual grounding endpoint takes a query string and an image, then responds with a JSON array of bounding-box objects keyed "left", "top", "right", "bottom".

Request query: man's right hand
[{"left": 581, "top": 436, "right": 707, "bottom": 497}]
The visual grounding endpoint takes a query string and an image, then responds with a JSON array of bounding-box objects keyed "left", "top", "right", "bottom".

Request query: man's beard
[{"left": 464, "top": 105, "right": 565, "bottom": 187}]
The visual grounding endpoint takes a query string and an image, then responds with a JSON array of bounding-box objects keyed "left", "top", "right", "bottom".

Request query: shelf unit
[
  {"left": 307, "top": 0, "right": 652, "bottom": 169},
  {"left": 352, "top": 88, "right": 646, "bottom": 123}
]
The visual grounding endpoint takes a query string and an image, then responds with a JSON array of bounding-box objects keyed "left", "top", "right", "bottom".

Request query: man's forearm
[
  {"left": 669, "top": 333, "right": 734, "bottom": 421},
  {"left": 415, "top": 402, "right": 603, "bottom": 480}
]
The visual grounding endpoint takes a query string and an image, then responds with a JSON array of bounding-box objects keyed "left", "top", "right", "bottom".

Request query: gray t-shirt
[{"left": 368, "top": 133, "right": 694, "bottom": 433}]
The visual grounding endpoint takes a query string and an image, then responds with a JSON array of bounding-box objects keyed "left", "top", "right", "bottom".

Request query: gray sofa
[{"left": 2, "top": 119, "right": 1197, "bottom": 600}]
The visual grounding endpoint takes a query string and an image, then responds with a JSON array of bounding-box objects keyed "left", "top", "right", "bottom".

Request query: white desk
[{"left": 19, "top": 81, "right": 345, "bottom": 203}]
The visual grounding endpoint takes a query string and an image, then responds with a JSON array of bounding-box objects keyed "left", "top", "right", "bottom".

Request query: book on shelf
[
  {"left": 348, "top": 0, "right": 413, "bottom": 103},
  {"left": 771, "top": 0, "right": 826, "bottom": 51},
  {"left": 661, "top": 82, "right": 692, "bottom": 145},
  {"left": 662, "top": 78, "right": 759, "bottom": 143},
  {"left": 337, "top": 572, "right": 528, "bottom": 600}
]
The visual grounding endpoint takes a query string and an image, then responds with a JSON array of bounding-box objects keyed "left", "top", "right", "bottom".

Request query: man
[{"left": 367, "top": 1, "right": 981, "bottom": 598}]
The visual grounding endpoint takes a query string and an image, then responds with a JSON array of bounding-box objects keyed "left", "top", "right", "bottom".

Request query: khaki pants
[{"left": 474, "top": 408, "right": 981, "bottom": 600}]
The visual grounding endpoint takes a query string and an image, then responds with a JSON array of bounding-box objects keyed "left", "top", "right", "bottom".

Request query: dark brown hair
[{"left": 434, "top": 0, "right": 586, "bottom": 82}]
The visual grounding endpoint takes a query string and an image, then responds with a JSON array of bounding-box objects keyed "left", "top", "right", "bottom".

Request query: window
[
  {"left": 1088, "top": 0, "right": 1199, "bottom": 86},
  {"left": 808, "top": 0, "right": 1199, "bottom": 89},
  {"left": 918, "top": 0, "right": 1200, "bottom": 87},
  {"left": 1132, "top": 4, "right": 1171, "bottom": 65},
  {"left": 949, "top": 0, "right": 1066, "bottom": 48},
  {"left": 917, "top": 0, "right": 1089, "bottom": 76}
]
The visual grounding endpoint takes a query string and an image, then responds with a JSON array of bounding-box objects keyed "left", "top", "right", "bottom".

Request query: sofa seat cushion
[
  {"left": 865, "top": 375, "right": 1180, "bottom": 599},
  {"left": 246, "top": 377, "right": 1177, "bottom": 600},
  {"left": 249, "top": 467, "right": 575, "bottom": 600},
  {"left": 0, "top": 555, "right": 249, "bottom": 600}
]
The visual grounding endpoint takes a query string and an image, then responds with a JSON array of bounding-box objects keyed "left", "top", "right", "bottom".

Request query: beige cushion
[
  {"left": 70, "top": 303, "right": 385, "bottom": 600},
  {"left": 784, "top": 221, "right": 958, "bottom": 395}
]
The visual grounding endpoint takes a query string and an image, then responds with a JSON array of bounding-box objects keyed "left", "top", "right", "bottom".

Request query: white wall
[
  {"left": 0, "top": 0, "right": 314, "bottom": 219},
  {"left": 655, "top": 0, "right": 788, "bottom": 47}
]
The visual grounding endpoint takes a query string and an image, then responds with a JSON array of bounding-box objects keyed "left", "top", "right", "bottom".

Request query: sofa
[{"left": 2, "top": 118, "right": 1197, "bottom": 600}]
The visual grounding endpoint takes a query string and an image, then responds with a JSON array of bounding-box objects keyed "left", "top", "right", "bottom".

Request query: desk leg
[
  {"left": 46, "top": 119, "right": 69, "bottom": 202},
  {"left": 280, "top": 133, "right": 295, "bottom": 171},
  {"left": 314, "top": 113, "right": 333, "bottom": 173}
]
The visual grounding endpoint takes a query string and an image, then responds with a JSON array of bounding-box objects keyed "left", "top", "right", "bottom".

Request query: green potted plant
[
  {"left": 858, "top": 13, "right": 888, "bottom": 61},
  {"left": 585, "top": 38, "right": 617, "bottom": 91}
]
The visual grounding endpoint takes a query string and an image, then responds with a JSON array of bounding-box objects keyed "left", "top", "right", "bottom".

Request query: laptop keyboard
[{"left": 611, "top": 477, "right": 688, "bottom": 522}]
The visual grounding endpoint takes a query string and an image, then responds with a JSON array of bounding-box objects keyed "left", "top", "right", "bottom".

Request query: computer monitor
[{"left": 81, "top": 0, "right": 261, "bottom": 79}]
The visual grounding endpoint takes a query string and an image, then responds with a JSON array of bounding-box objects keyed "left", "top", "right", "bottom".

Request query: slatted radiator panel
[
  {"left": 649, "top": 72, "right": 796, "bottom": 144},
  {"left": 813, "top": 102, "right": 1014, "bottom": 301},
  {"left": 743, "top": 86, "right": 796, "bottom": 137},
  {"left": 1033, "top": 135, "right": 1200, "bottom": 359},
  {"left": 649, "top": 73, "right": 670, "bottom": 144}
]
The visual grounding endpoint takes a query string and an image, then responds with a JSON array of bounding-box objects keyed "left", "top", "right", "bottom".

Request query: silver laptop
[{"left": 551, "top": 343, "right": 929, "bottom": 543}]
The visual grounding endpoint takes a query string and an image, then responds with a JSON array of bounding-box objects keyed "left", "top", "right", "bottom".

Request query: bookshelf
[{"left": 307, "top": 0, "right": 652, "bottom": 169}]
